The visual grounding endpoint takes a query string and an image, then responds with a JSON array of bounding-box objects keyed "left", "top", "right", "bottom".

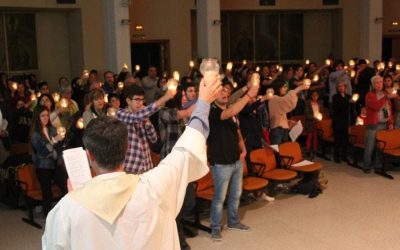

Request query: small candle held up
[
  {"left": 312, "top": 75, "right": 319, "bottom": 82},
  {"left": 256, "top": 66, "right": 260, "bottom": 72},
  {"left": 278, "top": 66, "right": 283, "bottom": 72},
  {"left": 135, "top": 65, "right": 140, "bottom": 72},
  {"left": 350, "top": 70, "right": 356, "bottom": 78},
  {"left": 349, "top": 59, "right": 355, "bottom": 67},
  {"left": 226, "top": 62, "right": 233, "bottom": 71},
  {"left": 377, "top": 62, "right": 385, "bottom": 71},
  {"left": 356, "top": 117, "right": 364, "bottom": 126},
  {"left": 83, "top": 69, "right": 89, "bottom": 78},
  {"left": 325, "top": 59, "right": 331, "bottom": 66},
  {"left": 36, "top": 92, "right": 42, "bottom": 98},
  {"left": 76, "top": 118, "right": 84, "bottom": 129},
  {"left": 352, "top": 93, "right": 359, "bottom": 102},
  {"left": 173, "top": 71, "right": 180, "bottom": 81},
  {"left": 107, "top": 108, "right": 117, "bottom": 117},
  {"left": 167, "top": 78, "right": 178, "bottom": 91},
  {"left": 365, "top": 59, "right": 370, "bottom": 65},
  {"left": 233, "top": 82, "right": 238, "bottom": 88},
  {"left": 118, "top": 81, "right": 124, "bottom": 90},
  {"left": 315, "top": 112, "right": 323, "bottom": 121},
  {"left": 12, "top": 82, "right": 18, "bottom": 90},
  {"left": 57, "top": 126, "right": 66, "bottom": 137},
  {"left": 52, "top": 92, "right": 60, "bottom": 103},
  {"left": 396, "top": 64, "right": 400, "bottom": 72},
  {"left": 304, "top": 78, "right": 312, "bottom": 87},
  {"left": 104, "top": 94, "right": 108, "bottom": 103},
  {"left": 189, "top": 60, "right": 195, "bottom": 68},
  {"left": 250, "top": 73, "right": 260, "bottom": 86},
  {"left": 388, "top": 61, "right": 394, "bottom": 68},
  {"left": 242, "top": 60, "right": 247, "bottom": 65},
  {"left": 60, "top": 98, "right": 68, "bottom": 108},
  {"left": 123, "top": 63, "right": 129, "bottom": 70},
  {"left": 267, "top": 88, "right": 274, "bottom": 97},
  {"left": 30, "top": 94, "right": 36, "bottom": 101},
  {"left": 305, "top": 59, "right": 310, "bottom": 65}
]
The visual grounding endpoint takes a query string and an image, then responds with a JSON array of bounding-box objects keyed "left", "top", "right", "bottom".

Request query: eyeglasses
[{"left": 132, "top": 98, "right": 145, "bottom": 102}]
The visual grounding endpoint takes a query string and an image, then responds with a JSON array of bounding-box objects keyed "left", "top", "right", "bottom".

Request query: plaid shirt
[
  {"left": 158, "top": 108, "right": 185, "bottom": 159},
  {"left": 117, "top": 103, "right": 159, "bottom": 174}
]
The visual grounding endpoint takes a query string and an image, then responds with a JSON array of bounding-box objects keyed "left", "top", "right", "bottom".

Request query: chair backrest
[
  {"left": 278, "top": 141, "right": 303, "bottom": 164},
  {"left": 250, "top": 147, "right": 277, "bottom": 172},
  {"left": 16, "top": 164, "right": 41, "bottom": 192},
  {"left": 376, "top": 129, "right": 400, "bottom": 150},
  {"left": 195, "top": 168, "right": 213, "bottom": 191},
  {"left": 317, "top": 119, "right": 333, "bottom": 139},
  {"left": 348, "top": 125, "right": 365, "bottom": 145}
]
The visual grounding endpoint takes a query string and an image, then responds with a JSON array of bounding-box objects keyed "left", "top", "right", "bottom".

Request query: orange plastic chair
[
  {"left": 375, "top": 129, "right": 400, "bottom": 179},
  {"left": 242, "top": 159, "right": 269, "bottom": 192},
  {"left": 316, "top": 119, "right": 334, "bottom": 159},
  {"left": 250, "top": 147, "right": 297, "bottom": 181},
  {"left": 193, "top": 168, "right": 213, "bottom": 233},
  {"left": 278, "top": 142, "right": 322, "bottom": 173},
  {"left": 16, "top": 164, "right": 62, "bottom": 229},
  {"left": 348, "top": 125, "right": 365, "bottom": 167}
]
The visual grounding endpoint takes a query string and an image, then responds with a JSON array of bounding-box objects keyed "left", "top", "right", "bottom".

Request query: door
[{"left": 131, "top": 41, "right": 169, "bottom": 79}]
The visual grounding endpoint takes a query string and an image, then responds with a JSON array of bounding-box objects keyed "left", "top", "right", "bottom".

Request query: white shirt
[{"left": 42, "top": 126, "right": 208, "bottom": 250}]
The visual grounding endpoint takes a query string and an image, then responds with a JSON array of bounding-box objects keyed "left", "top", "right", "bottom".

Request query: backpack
[{"left": 291, "top": 172, "right": 322, "bottom": 198}]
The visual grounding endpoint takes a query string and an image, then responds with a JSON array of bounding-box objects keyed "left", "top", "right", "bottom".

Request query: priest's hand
[{"left": 199, "top": 77, "right": 222, "bottom": 104}]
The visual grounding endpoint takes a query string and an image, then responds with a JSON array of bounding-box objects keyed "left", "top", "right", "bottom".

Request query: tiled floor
[{"left": 1, "top": 158, "right": 400, "bottom": 250}]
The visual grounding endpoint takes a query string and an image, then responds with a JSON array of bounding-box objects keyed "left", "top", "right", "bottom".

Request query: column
[
  {"left": 196, "top": 0, "right": 221, "bottom": 60},
  {"left": 359, "top": 0, "right": 383, "bottom": 61},
  {"left": 102, "top": 0, "right": 132, "bottom": 72}
]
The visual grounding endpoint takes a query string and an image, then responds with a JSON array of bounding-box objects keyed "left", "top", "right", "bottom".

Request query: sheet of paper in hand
[
  {"left": 63, "top": 147, "right": 92, "bottom": 190},
  {"left": 289, "top": 120, "right": 303, "bottom": 142}
]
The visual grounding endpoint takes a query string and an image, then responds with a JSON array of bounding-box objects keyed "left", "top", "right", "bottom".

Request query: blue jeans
[
  {"left": 363, "top": 123, "right": 387, "bottom": 170},
  {"left": 210, "top": 160, "right": 243, "bottom": 231},
  {"left": 270, "top": 127, "right": 289, "bottom": 145}
]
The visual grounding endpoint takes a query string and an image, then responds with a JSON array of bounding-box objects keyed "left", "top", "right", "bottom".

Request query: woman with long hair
[{"left": 31, "top": 105, "right": 65, "bottom": 216}]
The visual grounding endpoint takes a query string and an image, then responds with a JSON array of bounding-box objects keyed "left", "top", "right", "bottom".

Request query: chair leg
[
  {"left": 375, "top": 154, "right": 394, "bottom": 180},
  {"left": 21, "top": 197, "right": 42, "bottom": 229}
]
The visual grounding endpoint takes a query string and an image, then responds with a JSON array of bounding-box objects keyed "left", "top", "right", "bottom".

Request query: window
[
  {"left": 0, "top": 13, "right": 38, "bottom": 72},
  {"left": 221, "top": 11, "right": 303, "bottom": 63}
]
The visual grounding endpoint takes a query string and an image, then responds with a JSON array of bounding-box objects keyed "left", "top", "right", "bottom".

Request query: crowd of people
[{"left": 1, "top": 56, "right": 399, "bottom": 249}]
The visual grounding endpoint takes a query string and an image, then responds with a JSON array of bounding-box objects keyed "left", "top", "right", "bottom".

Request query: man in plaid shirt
[{"left": 117, "top": 85, "right": 176, "bottom": 174}]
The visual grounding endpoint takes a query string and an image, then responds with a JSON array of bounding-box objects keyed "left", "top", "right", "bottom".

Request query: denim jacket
[{"left": 31, "top": 127, "right": 58, "bottom": 169}]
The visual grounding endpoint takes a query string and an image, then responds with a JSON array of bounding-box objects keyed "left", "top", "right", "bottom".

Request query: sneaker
[
  {"left": 211, "top": 229, "right": 222, "bottom": 241},
  {"left": 227, "top": 222, "right": 250, "bottom": 231},
  {"left": 258, "top": 193, "right": 275, "bottom": 202}
]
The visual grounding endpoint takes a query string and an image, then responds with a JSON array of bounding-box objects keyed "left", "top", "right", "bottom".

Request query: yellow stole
[{"left": 69, "top": 172, "right": 140, "bottom": 224}]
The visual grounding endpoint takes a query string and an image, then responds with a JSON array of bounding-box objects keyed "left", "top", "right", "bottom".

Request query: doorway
[{"left": 131, "top": 41, "right": 169, "bottom": 79}]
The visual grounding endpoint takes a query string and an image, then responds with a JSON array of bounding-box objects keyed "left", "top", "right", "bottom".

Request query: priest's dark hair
[{"left": 83, "top": 117, "right": 128, "bottom": 170}]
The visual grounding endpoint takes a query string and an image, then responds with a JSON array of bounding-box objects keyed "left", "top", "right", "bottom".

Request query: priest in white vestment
[{"left": 42, "top": 77, "right": 222, "bottom": 250}]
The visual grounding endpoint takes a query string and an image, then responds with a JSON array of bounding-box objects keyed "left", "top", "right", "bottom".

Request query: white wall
[{"left": 36, "top": 12, "right": 71, "bottom": 91}]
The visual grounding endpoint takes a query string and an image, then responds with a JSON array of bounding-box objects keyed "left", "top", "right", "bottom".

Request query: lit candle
[
  {"left": 99, "top": 82, "right": 103, "bottom": 87},
  {"left": 173, "top": 71, "right": 180, "bottom": 81},
  {"left": 250, "top": 73, "right": 260, "bottom": 86},
  {"left": 352, "top": 93, "right": 359, "bottom": 102},
  {"left": 167, "top": 78, "right": 178, "bottom": 91},
  {"left": 344, "top": 66, "right": 348, "bottom": 70},
  {"left": 226, "top": 62, "right": 233, "bottom": 71},
  {"left": 60, "top": 98, "right": 68, "bottom": 108},
  {"left": 349, "top": 59, "right": 355, "bottom": 67},
  {"left": 392, "top": 88, "right": 397, "bottom": 95},
  {"left": 118, "top": 81, "right": 124, "bottom": 90},
  {"left": 256, "top": 66, "right": 260, "bottom": 72},
  {"left": 57, "top": 126, "right": 66, "bottom": 137},
  {"left": 52, "top": 92, "right": 60, "bottom": 103},
  {"left": 30, "top": 94, "right": 36, "bottom": 101},
  {"left": 304, "top": 78, "right": 311, "bottom": 87},
  {"left": 107, "top": 108, "right": 116, "bottom": 117},
  {"left": 123, "top": 63, "right": 129, "bottom": 70},
  {"left": 396, "top": 64, "right": 400, "bottom": 72},
  {"left": 76, "top": 118, "right": 84, "bottom": 129},
  {"left": 356, "top": 117, "right": 364, "bottom": 126},
  {"left": 315, "top": 112, "right": 323, "bottom": 121},
  {"left": 233, "top": 82, "right": 238, "bottom": 88},
  {"left": 12, "top": 82, "right": 18, "bottom": 90},
  {"left": 388, "top": 61, "right": 393, "bottom": 68},
  {"left": 83, "top": 69, "right": 89, "bottom": 78},
  {"left": 305, "top": 59, "right": 310, "bottom": 65},
  {"left": 135, "top": 65, "right": 140, "bottom": 72},
  {"left": 312, "top": 75, "right": 319, "bottom": 82},
  {"left": 267, "top": 88, "right": 274, "bottom": 97},
  {"left": 365, "top": 59, "right": 370, "bottom": 65},
  {"left": 325, "top": 59, "right": 331, "bottom": 66},
  {"left": 350, "top": 70, "right": 356, "bottom": 78},
  {"left": 278, "top": 66, "right": 283, "bottom": 72},
  {"left": 36, "top": 92, "right": 41, "bottom": 98},
  {"left": 104, "top": 94, "right": 108, "bottom": 103},
  {"left": 189, "top": 60, "right": 195, "bottom": 68},
  {"left": 242, "top": 60, "right": 247, "bottom": 65},
  {"left": 378, "top": 62, "right": 385, "bottom": 71}
]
